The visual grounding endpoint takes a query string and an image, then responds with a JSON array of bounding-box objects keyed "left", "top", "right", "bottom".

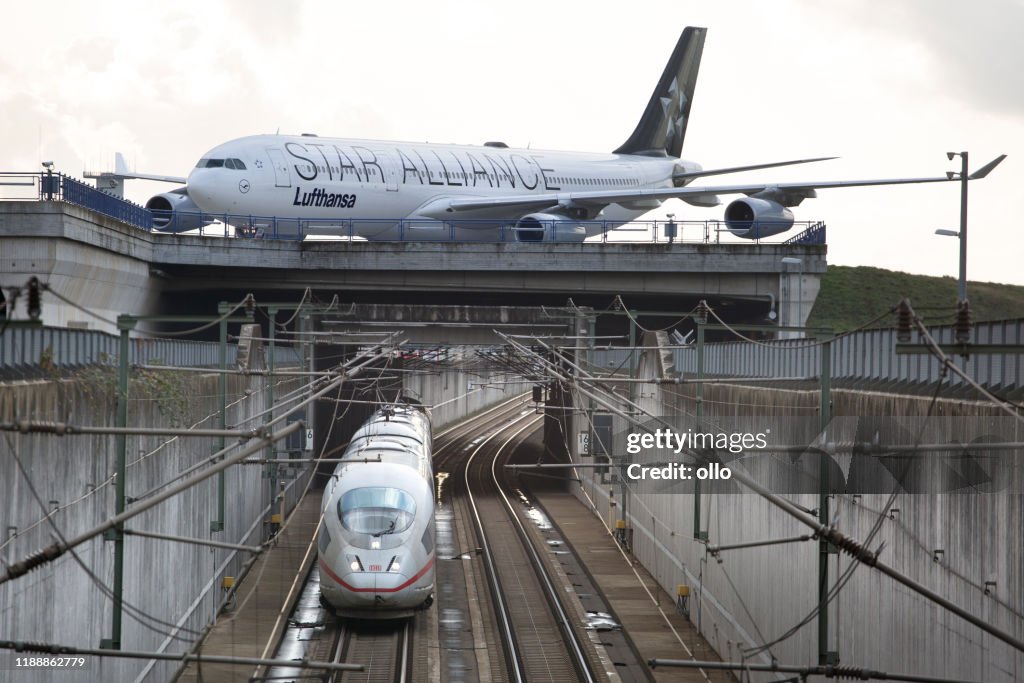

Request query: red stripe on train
[{"left": 319, "top": 555, "right": 435, "bottom": 593}]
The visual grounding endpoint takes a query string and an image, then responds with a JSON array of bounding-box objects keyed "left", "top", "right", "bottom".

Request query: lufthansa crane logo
[{"left": 238, "top": 179, "right": 251, "bottom": 194}]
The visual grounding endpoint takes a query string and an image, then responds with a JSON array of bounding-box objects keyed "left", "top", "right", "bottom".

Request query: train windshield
[{"left": 338, "top": 487, "right": 417, "bottom": 536}]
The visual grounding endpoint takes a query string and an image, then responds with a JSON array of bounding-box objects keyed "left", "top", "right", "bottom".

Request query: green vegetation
[{"left": 806, "top": 266, "right": 1024, "bottom": 332}]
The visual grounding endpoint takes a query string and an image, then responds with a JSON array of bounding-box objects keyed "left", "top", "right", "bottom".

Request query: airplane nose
[{"left": 186, "top": 169, "right": 222, "bottom": 212}]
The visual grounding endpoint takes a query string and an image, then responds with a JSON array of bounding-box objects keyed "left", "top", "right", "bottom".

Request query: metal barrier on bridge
[
  {"left": 155, "top": 212, "right": 826, "bottom": 245},
  {"left": 1, "top": 172, "right": 153, "bottom": 230}
]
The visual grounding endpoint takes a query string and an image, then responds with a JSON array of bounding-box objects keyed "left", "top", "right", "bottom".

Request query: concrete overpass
[{"left": 0, "top": 201, "right": 825, "bottom": 335}]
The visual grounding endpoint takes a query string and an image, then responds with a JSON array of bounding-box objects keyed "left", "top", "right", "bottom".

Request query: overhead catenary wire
[
  {"left": 0, "top": 420, "right": 302, "bottom": 586},
  {"left": 130, "top": 342, "right": 398, "bottom": 505}
]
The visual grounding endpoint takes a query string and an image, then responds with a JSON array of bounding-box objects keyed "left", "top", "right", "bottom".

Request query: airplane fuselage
[{"left": 186, "top": 134, "right": 688, "bottom": 239}]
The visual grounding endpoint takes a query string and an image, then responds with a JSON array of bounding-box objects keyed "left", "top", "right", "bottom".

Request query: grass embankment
[{"left": 806, "top": 266, "right": 1024, "bottom": 332}]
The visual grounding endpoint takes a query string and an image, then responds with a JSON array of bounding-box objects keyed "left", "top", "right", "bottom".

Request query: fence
[
  {"left": 671, "top": 318, "right": 1023, "bottom": 394},
  {"left": 0, "top": 325, "right": 300, "bottom": 372},
  {"left": 153, "top": 212, "right": 827, "bottom": 245},
  {"left": 0, "top": 172, "right": 154, "bottom": 230}
]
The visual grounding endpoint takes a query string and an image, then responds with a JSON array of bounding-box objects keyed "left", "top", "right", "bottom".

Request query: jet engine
[
  {"left": 513, "top": 213, "right": 587, "bottom": 242},
  {"left": 723, "top": 198, "right": 794, "bottom": 239},
  {"left": 145, "top": 190, "right": 204, "bottom": 232}
]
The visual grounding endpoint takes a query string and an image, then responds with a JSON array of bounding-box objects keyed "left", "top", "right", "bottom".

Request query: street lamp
[
  {"left": 781, "top": 256, "right": 803, "bottom": 333},
  {"left": 945, "top": 151, "right": 969, "bottom": 302}
]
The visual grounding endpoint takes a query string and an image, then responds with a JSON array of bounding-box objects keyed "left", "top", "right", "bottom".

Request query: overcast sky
[{"left": 2, "top": 0, "right": 1021, "bottom": 285}]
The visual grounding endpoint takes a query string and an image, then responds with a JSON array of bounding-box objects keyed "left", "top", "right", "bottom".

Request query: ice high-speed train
[{"left": 318, "top": 402, "right": 435, "bottom": 618}]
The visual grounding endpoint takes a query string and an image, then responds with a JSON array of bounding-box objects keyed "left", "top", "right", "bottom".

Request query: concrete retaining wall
[
  {"left": 0, "top": 370, "right": 303, "bottom": 682},
  {"left": 570, "top": 373, "right": 1023, "bottom": 681}
]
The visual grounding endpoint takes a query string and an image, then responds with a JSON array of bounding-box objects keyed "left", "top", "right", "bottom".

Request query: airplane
[{"left": 128, "top": 27, "right": 1005, "bottom": 242}]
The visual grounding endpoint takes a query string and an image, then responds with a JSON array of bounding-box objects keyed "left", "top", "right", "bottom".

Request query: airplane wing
[
  {"left": 420, "top": 155, "right": 1006, "bottom": 217},
  {"left": 672, "top": 156, "right": 836, "bottom": 182},
  {"left": 112, "top": 152, "right": 187, "bottom": 184}
]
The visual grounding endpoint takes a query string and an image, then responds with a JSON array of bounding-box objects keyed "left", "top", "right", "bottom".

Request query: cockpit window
[
  {"left": 196, "top": 158, "right": 225, "bottom": 168},
  {"left": 225, "top": 158, "right": 247, "bottom": 170},
  {"left": 338, "top": 487, "right": 416, "bottom": 536}
]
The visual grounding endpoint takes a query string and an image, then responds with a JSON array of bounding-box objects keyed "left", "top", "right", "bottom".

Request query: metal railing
[
  {"left": 670, "top": 318, "right": 1023, "bottom": 393},
  {"left": 785, "top": 221, "right": 826, "bottom": 245},
  {"left": 0, "top": 325, "right": 300, "bottom": 373},
  {"left": 154, "top": 211, "right": 826, "bottom": 245},
  {"left": 1, "top": 172, "right": 153, "bottom": 230}
]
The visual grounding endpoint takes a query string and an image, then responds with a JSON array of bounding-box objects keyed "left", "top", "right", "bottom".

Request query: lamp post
[
  {"left": 942, "top": 151, "right": 969, "bottom": 302},
  {"left": 781, "top": 256, "right": 803, "bottom": 333}
]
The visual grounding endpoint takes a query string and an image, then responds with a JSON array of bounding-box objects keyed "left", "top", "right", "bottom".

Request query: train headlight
[
  {"left": 346, "top": 554, "right": 364, "bottom": 572},
  {"left": 387, "top": 556, "right": 401, "bottom": 573}
]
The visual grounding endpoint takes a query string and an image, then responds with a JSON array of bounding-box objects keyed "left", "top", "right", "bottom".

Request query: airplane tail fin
[
  {"left": 115, "top": 152, "right": 130, "bottom": 175},
  {"left": 614, "top": 26, "right": 706, "bottom": 159}
]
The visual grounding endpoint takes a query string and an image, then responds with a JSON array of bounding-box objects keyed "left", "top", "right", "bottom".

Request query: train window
[{"left": 338, "top": 487, "right": 417, "bottom": 536}]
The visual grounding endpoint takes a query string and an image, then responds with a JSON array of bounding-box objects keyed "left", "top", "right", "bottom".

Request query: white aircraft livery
[{"left": 137, "top": 27, "right": 1005, "bottom": 242}]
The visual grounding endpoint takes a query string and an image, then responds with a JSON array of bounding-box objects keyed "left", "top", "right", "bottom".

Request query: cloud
[{"left": 812, "top": 0, "right": 1024, "bottom": 116}]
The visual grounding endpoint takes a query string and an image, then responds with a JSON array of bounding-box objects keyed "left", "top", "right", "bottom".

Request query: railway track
[
  {"left": 259, "top": 394, "right": 650, "bottom": 682},
  {"left": 435, "top": 398, "right": 619, "bottom": 683}
]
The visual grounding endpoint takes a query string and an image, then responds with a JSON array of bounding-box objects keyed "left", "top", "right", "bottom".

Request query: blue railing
[
  {"left": 785, "top": 221, "right": 826, "bottom": 245},
  {"left": 45, "top": 173, "right": 154, "bottom": 229},
  {"left": 1, "top": 172, "right": 153, "bottom": 230}
]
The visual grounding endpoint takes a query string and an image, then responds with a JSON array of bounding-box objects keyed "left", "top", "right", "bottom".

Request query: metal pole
[
  {"left": 123, "top": 529, "right": 261, "bottom": 554},
  {"left": 213, "top": 302, "right": 228, "bottom": 532},
  {"left": 105, "top": 315, "right": 135, "bottom": 650},
  {"left": 819, "top": 334, "right": 835, "bottom": 664},
  {"left": 798, "top": 262, "right": 804, "bottom": 332},
  {"left": 623, "top": 311, "right": 638, "bottom": 525},
  {"left": 267, "top": 306, "right": 278, "bottom": 532},
  {"left": 693, "top": 304, "right": 706, "bottom": 541},
  {"left": 958, "top": 151, "right": 969, "bottom": 302}
]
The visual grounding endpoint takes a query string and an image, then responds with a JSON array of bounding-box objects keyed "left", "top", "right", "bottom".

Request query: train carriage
[{"left": 318, "top": 403, "right": 434, "bottom": 619}]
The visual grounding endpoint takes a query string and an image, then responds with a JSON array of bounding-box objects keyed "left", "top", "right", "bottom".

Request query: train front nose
[{"left": 335, "top": 569, "right": 412, "bottom": 610}]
